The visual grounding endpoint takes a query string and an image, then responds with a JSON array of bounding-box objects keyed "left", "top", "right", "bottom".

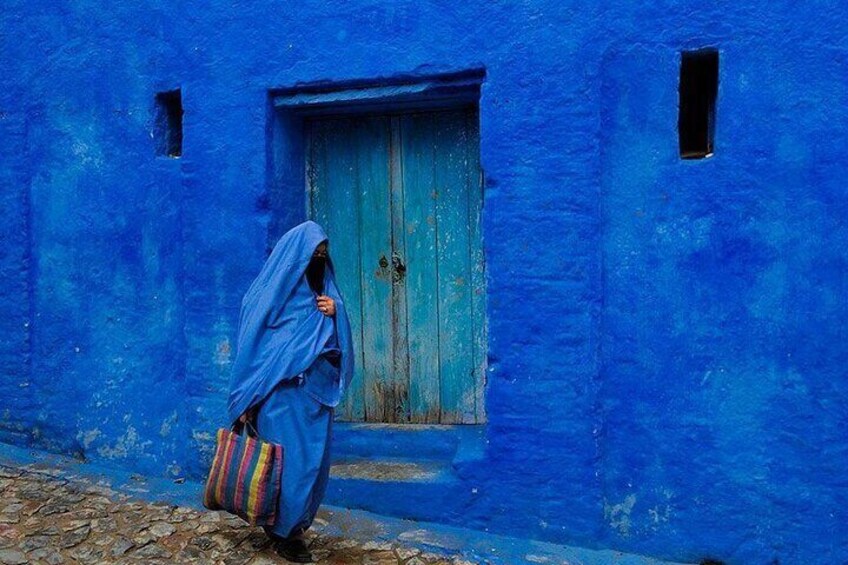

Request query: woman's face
[
  {"left": 313, "top": 242, "right": 328, "bottom": 260},
  {"left": 306, "top": 242, "right": 329, "bottom": 294}
]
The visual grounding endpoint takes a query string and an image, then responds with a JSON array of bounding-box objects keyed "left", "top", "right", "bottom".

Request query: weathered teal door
[{"left": 306, "top": 108, "right": 485, "bottom": 424}]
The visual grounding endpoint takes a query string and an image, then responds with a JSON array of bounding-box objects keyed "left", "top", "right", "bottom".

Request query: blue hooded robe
[{"left": 227, "top": 220, "right": 354, "bottom": 538}]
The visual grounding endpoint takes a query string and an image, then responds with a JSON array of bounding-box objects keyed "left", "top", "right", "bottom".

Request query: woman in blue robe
[{"left": 227, "top": 220, "right": 354, "bottom": 563}]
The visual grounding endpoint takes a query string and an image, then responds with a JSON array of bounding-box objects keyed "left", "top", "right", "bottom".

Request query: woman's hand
[
  {"left": 238, "top": 405, "right": 258, "bottom": 424},
  {"left": 316, "top": 295, "right": 335, "bottom": 317}
]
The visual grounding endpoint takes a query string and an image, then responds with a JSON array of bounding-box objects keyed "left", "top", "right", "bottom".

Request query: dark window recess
[
  {"left": 154, "top": 89, "right": 183, "bottom": 157},
  {"left": 678, "top": 49, "right": 718, "bottom": 159}
]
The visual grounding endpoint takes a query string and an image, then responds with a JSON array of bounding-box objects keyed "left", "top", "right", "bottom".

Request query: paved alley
[{"left": 0, "top": 461, "right": 477, "bottom": 564}]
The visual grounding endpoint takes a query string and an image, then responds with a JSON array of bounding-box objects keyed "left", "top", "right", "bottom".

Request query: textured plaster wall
[{"left": 1, "top": 2, "right": 846, "bottom": 563}]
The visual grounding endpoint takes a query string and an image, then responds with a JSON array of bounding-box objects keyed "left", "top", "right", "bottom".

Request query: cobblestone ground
[{"left": 0, "top": 463, "right": 480, "bottom": 565}]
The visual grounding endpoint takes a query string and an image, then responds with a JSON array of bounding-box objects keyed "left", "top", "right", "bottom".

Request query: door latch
[{"left": 391, "top": 252, "right": 406, "bottom": 283}]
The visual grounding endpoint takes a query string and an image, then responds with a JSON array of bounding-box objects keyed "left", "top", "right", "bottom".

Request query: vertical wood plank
[
  {"left": 400, "top": 113, "right": 442, "bottom": 423},
  {"left": 306, "top": 120, "right": 317, "bottom": 221},
  {"left": 307, "top": 117, "right": 366, "bottom": 421},
  {"left": 433, "top": 109, "right": 475, "bottom": 424},
  {"left": 389, "top": 115, "right": 411, "bottom": 422},
  {"left": 465, "top": 108, "right": 487, "bottom": 423},
  {"left": 355, "top": 115, "right": 397, "bottom": 422}
]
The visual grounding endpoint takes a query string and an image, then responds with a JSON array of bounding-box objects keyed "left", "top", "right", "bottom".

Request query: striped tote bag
[{"left": 203, "top": 422, "right": 284, "bottom": 526}]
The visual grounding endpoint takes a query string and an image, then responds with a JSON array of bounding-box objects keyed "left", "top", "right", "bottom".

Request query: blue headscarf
[{"left": 227, "top": 220, "right": 354, "bottom": 425}]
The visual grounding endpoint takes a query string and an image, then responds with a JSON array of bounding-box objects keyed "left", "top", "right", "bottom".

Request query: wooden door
[{"left": 306, "top": 107, "right": 485, "bottom": 424}]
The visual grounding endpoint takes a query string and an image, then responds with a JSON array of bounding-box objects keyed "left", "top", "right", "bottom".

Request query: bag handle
[{"left": 231, "top": 417, "right": 259, "bottom": 438}]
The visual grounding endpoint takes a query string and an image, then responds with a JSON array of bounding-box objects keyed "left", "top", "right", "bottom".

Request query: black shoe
[{"left": 273, "top": 536, "right": 313, "bottom": 563}]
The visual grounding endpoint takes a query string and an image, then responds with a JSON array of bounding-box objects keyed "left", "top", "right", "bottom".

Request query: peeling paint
[
  {"left": 159, "top": 411, "right": 178, "bottom": 437},
  {"left": 78, "top": 428, "right": 101, "bottom": 449},
  {"left": 214, "top": 338, "right": 231, "bottom": 368},
  {"left": 648, "top": 505, "right": 671, "bottom": 526},
  {"left": 96, "top": 426, "right": 152, "bottom": 459},
  {"left": 192, "top": 430, "right": 214, "bottom": 443},
  {"left": 604, "top": 495, "right": 637, "bottom": 537}
]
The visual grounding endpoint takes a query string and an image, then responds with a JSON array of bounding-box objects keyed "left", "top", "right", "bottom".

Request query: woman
[{"left": 227, "top": 220, "right": 354, "bottom": 563}]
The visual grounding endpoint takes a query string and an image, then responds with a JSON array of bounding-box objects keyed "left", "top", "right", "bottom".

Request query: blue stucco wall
[{"left": 1, "top": 2, "right": 846, "bottom": 563}]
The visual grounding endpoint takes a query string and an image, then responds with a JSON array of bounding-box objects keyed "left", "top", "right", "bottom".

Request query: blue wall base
[{"left": 0, "top": 441, "right": 691, "bottom": 565}]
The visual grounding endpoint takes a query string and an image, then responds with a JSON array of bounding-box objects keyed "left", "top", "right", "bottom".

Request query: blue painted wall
[{"left": 1, "top": 2, "right": 846, "bottom": 563}]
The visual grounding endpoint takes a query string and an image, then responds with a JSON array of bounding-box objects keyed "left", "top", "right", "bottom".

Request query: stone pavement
[{"left": 0, "top": 462, "right": 477, "bottom": 565}]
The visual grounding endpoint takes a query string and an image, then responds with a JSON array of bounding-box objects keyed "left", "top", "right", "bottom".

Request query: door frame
[{"left": 267, "top": 69, "right": 489, "bottom": 426}]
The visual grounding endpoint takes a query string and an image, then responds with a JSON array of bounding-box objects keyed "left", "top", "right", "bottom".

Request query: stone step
[
  {"left": 326, "top": 457, "right": 473, "bottom": 524},
  {"left": 330, "top": 458, "right": 451, "bottom": 482},
  {"left": 327, "top": 423, "right": 487, "bottom": 522},
  {"left": 331, "top": 421, "right": 479, "bottom": 461}
]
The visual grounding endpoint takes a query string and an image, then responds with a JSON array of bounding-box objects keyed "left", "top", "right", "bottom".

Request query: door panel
[
  {"left": 388, "top": 116, "right": 411, "bottom": 422},
  {"left": 430, "top": 110, "right": 476, "bottom": 424},
  {"left": 306, "top": 107, "right": 485, "bottom": 424},
  {"left": 354, "top": 116, "right": 397, "bottom": 422},
  {"left": 307, "top": 117, "right": 368, "bottom": 421},
  {"left": 466, "top": 112, "right": 486, "bottom": 421},
  {"left": 399, "top": 114, "right": 442, "bottom": 423}
]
